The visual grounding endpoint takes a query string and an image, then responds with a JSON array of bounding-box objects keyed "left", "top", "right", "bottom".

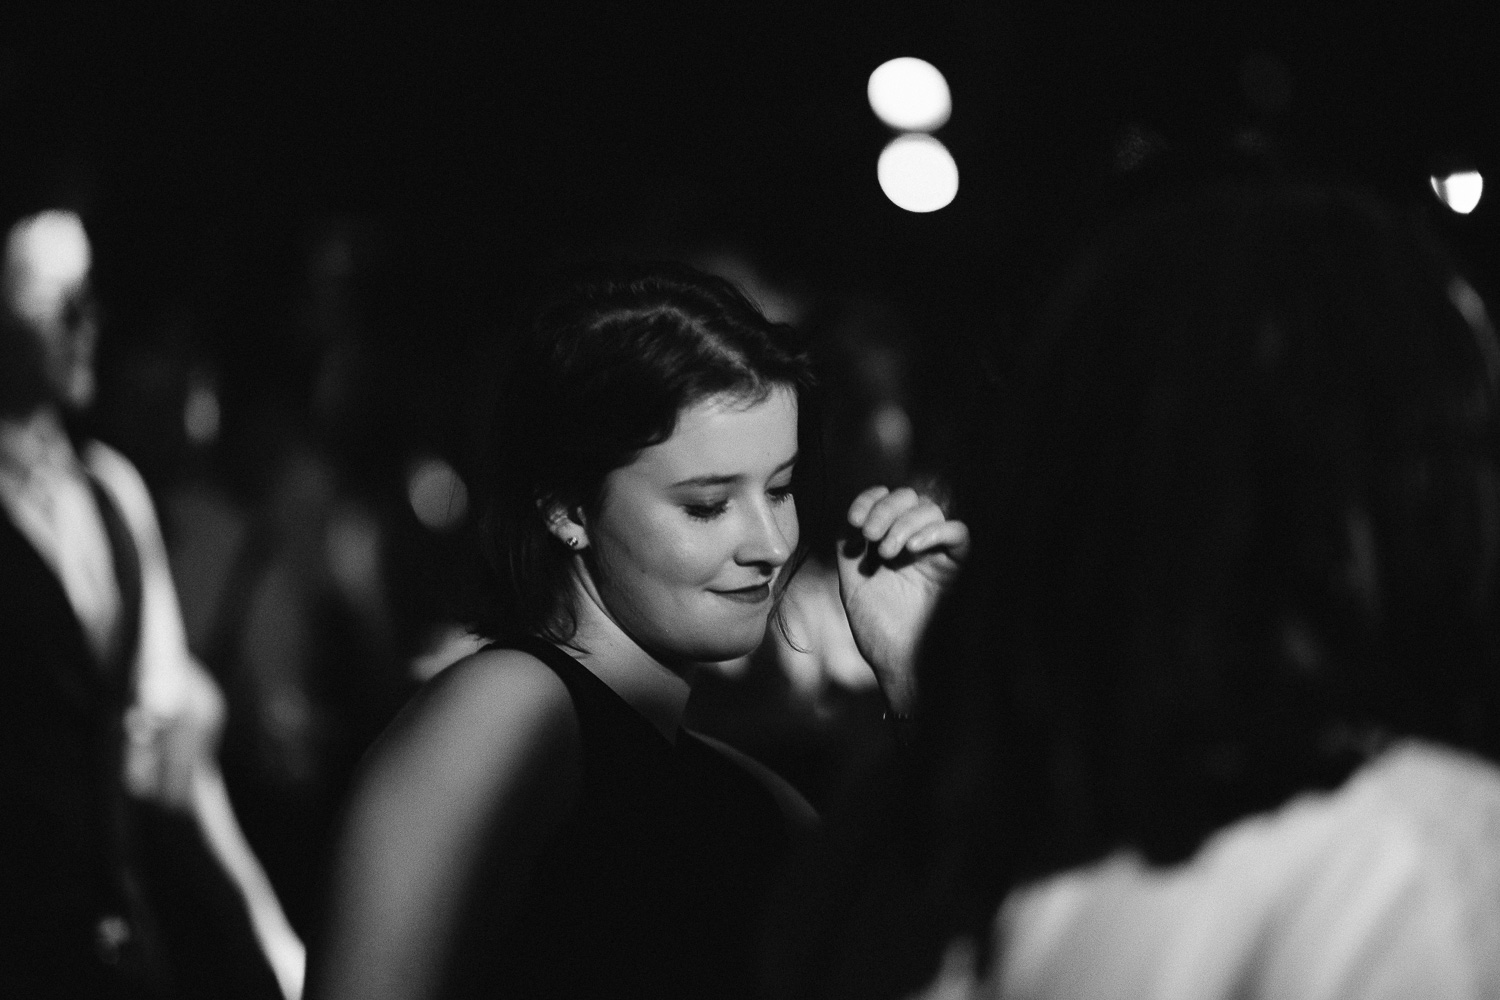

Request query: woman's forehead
[{"left": 630, "top": 386, "right": 799, "bottom": 482}]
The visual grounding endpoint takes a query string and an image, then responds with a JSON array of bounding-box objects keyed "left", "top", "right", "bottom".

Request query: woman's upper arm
[{"left": 307, "top": 650, "right": 581, "bottom": 1000}]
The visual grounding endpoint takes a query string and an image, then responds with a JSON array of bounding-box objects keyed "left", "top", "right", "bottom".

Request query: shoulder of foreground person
[
  {"left": 307, "top": 646, "right": 583, "bottom": 1000},
  {"left": 987, "top": 740, "right": 1500, "bottom": 1000}
]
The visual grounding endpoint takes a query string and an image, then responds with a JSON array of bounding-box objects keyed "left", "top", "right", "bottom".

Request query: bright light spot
[
  {"left": 878, "top": 134, "right": 959, "bottom": 213},
  {"left": 867, "top": 57, "right": 951, "bottom": 132},
  {"left": 183, "top": 374, "right": 221, "bottom": 446},
  {"left": 3, "top": 210, "right": 91, "bottom": 327},
  {"left": 407, "top": 454, "right": 469, "bottom": 532},
  {"left": 1431, "top": 171, "right": 1483, "bottom": 214}
]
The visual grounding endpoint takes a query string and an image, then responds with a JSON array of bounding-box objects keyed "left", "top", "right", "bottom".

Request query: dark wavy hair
[
  {"left": 476, "top": 261, "right": 817, "bottom": 645},
  {"left": 939, "top": 181, "right": 1500, "bottom": 959},
  {"left": 770, "top": 185, "right": 1500, "bottom": 1000}
]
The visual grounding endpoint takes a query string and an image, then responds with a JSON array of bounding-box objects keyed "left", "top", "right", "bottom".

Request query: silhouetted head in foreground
[
  {"left": 782, "top": 184, "right": 1500, "bottom": 1000},
  {"left": 924, "top": 181, "right": 1500, "bottom": 932}
]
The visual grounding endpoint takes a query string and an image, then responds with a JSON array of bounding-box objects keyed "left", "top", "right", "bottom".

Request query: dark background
[
  {"left": 7, "top": 0, "right": 1499, "bottom": 929},
  {"left": 10, "top": 0, "right": 1499, "bottom": 714},
  {"left": 11, "top": 1, "right": 1499, "bottom": 433}
]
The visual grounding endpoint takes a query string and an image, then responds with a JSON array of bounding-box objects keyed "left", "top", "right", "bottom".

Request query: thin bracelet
[{"left": 882, "top": 709, "right": 916, "bottom": 749}]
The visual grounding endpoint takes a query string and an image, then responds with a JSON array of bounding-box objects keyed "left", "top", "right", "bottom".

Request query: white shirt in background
[{"left": 0, "top": 408, "right": 121, "bottom": 662}]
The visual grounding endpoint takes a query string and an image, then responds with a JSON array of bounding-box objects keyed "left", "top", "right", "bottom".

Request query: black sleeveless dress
[{"left": 442, "top": 635, "right": 795, "bottom": 999}]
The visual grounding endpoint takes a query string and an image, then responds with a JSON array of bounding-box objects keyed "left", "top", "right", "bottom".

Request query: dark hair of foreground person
[{"left": 771, "top": 183, "right": 1500, "bottom": 999}]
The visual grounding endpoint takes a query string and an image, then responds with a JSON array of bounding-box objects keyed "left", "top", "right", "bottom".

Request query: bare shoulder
[
  {"left": 313, "top": 646, "right": 583, "bottom": 1000},
  {"left": 690, "top": 730, "right": 819, "bottom": 835},
  {"left": 363, "top": 646, "right": 582, "bottom": 806},
  {"left": 421, "top": 645, "right": 576, "bottom": 723}
]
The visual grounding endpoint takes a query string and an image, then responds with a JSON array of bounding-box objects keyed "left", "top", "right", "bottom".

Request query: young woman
[{"left": 305, "top": 263, "right": 967, "bottom": 1000}]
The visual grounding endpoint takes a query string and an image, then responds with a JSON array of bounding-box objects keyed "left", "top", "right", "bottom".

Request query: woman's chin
[{"left": 696, "top": 653, "right": 755, "bottom": 680}]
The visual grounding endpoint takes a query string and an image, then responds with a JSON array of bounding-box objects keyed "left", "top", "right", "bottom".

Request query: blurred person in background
[
  {"left": 306, "top": 263, "right": 968, "bottom": 1000},
  {"left": 0, "top": 194, "right": 304, "bottom": 997},
  {"left": 780, "top": 184, "right": 1500, "bottom": 1000},
  {"left": 152, "top": 218, "right": 416, "bottom": 934}
]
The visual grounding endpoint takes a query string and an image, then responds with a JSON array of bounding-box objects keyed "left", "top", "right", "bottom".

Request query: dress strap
[{"left": 488, "top": 634, "right": 673, "bottom": 751}]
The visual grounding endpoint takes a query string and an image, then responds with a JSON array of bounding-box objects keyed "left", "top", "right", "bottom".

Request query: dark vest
[{"left": 0, "top": 469, "right": 158, "bottom": 998}]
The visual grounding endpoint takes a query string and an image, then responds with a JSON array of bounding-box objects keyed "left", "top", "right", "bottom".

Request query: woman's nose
[{"left": 737, "top": 499, "right": 793, "bottom": 569}]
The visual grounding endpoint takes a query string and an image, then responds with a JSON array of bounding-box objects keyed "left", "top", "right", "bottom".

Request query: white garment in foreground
[{"left": 924, "top": 740, "right": 1500, "bottom": 1000}]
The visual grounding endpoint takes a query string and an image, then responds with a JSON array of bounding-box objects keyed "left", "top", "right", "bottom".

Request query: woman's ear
[{"left": 540, "top": 499, "right": 589, "bottom": 552}]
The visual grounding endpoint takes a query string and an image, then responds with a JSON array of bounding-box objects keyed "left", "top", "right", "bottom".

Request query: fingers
[
  {"left": 847, "top": 486, "right": 967, "bottom": 561},
  {"left": 848, "top": 485, "right": 920, "bottom": 539},
  {"left": 908, "top": 518, "right": 971, "bottom": 563},
  {"left": 877, "top": 501, "right": 946, "bottom": 559},
  {"left": 845, "top": 485, "right": 891, "bottom": 527}
]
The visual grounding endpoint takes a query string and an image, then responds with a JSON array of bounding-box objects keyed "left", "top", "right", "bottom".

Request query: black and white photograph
[{"left": 3, "top": 3, "right": 1499, "bottom": 998}]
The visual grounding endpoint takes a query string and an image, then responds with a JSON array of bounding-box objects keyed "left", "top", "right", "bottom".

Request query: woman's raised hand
[{"left": 837, "top": 485, "right": 969, "bottom": 713}]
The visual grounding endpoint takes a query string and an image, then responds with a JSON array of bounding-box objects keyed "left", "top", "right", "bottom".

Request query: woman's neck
[{"left": 559, "top": 588, "right": 693, "bottom": 743}]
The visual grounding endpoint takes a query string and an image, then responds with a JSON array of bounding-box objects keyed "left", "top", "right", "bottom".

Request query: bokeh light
[
  {"left": 877, "top": 134, "right": 959, "bottom": 213},
  {"left": 871, "top": 402, "right": 913, "bottom": 457},
  {"left": 326, "top": 507, "right": 381, "bottom": 591},
  {"left": 183, "top": 372, "right": 221, "bottom": 446},
  {"left": 1430, "top": 170, "right": 1483, "bottom": 214},
  {"left": 406, "top": 454, "right": 469, "bottom": 532},
  {"left": 867, "top": 57, "right": 952, "bottom": 132}
]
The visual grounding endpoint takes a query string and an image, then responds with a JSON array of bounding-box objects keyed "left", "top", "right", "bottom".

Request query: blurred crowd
[
  {"left": 8, "top": 102, "right": 1500, "bottom": 998},
  {"left": 0, "top": 151, "right": 946, "bottom": 995}
]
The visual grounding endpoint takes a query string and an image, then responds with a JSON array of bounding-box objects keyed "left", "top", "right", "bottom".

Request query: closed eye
[
  {"left": 685, "top": 487, "right": 792, "bottom": 521},
  {"left": 684, "top": 500, "right": 729, "bottom": 521}
]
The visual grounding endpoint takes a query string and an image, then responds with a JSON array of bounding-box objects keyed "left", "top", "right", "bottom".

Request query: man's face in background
[{"left": 0, "top": 210, "right": 98, "bottom": 416}]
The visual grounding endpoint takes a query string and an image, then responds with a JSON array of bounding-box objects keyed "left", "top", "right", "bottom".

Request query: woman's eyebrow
[{"left": 670, "top": 453, "right": 798, "bottom": 489}]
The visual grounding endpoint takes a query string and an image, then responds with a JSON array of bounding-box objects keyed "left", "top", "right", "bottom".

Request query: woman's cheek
[
  {"left": 780, "top": 500, "right": 801, "bottom": 552},
  {"left": 676, "top": 525, "right": 733, "bottom": 585},
  {"left": 637, "top": 509, "right": 720, "bottom": 584}
]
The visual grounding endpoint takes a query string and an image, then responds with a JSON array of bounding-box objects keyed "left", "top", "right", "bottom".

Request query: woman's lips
[{"left": 712, "top": 583, "right": 772, "bottom": 604}]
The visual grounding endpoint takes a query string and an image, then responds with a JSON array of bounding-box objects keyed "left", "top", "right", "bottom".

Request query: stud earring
[{"left": 565, "top": 536, "right": 581, "bottom": 550}]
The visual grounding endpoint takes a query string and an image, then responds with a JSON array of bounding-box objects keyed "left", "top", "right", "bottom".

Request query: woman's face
[{"left": 585, "top": 385, "right": 800, "bottom": 665}]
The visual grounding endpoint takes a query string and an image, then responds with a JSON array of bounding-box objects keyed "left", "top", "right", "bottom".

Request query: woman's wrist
[
  {"left": 873, "top": 666, "right": 917, "bottom": 717},
  {"left": 876, "top": 670, "right": 917, "bottom": 749},
  {"left": 883, "top": 706, "right": 916, "bottom": 740}
]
